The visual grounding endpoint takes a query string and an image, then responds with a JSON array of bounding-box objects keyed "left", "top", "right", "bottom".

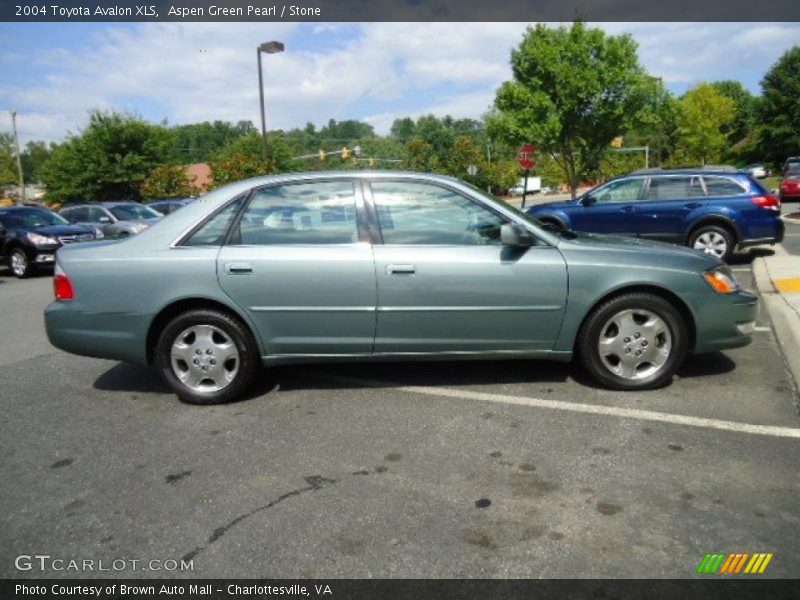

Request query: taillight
[
  {"left": 751, "top": 194, "right": 781, "bottom": 211},
  {"left": 53, "top": 265, "right": 75, "bottom": 301}
]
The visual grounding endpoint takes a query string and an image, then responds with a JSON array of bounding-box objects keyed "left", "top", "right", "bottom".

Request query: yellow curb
[{"left": 774, "top": 278, "right": 800, "bottom": 293}]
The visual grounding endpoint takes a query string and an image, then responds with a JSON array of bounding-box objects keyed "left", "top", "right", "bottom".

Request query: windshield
[
  {"left": 0, "top": 208, "right": 69, "bottom": 228},
  {"left": 108, "top": 204, "right": 161, "bottom": 221},
  {"left": 462, "top": 182, "right": 577, "bottom": 239}
]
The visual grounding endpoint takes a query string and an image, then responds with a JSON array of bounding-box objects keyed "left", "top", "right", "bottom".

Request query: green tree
[
  {"left": 676, "top": 83, "right": 735, "bottom": 165},
  {"left": 710, "top": 80, "right": 756, "bottom": 148},
  {"left": 20, "top": 140, "right": 54, "bottom": 183},
  {"left": 488, "top": 22, "right": 655, "bottom": 197},
  {"left": 755, "top": 45, "right": 800, "bottom": 167},
  {"left": 140, "top": 164, "right": 196, "bottom": 200},
  {"left": 0, "top": 133, "right": 17, "bottom": 186},
  {"left": 167, "top": 120, "right": 256, "bottom": 163},
  {"left": 390, "top": 117, "right": 416, "bottom": 141},
  {"left": 39, "top": 110, "right": 170, "bottom": 202}
]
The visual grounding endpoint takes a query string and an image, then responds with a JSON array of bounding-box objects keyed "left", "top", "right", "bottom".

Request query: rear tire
[
  {"left": 689, "top": 225, "right": 735, "bottom": 262},
  {"left": 578, "top": 293, "right": 688, "bottom": 391},
  {"left": 156, "top": 309, "right": 260, "bottom": 404}
]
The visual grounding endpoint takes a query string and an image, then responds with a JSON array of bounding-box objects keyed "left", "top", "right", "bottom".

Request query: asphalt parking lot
[{"left": 1, "top": 241, "right": 799, "bottom": 579}]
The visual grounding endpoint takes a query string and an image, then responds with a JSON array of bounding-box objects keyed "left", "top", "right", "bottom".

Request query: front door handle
[
  {"left": 225, "top": 262, "right": 253, "bottom": 274},
  {"left": 620, "top": 205, "right": 637, "bottom": 213},
  {"left": 386, "top": 264, "right": 416, "bottom": 275},
  {"left": 683, "top": 203, "right": 702, "bottom": 210}
]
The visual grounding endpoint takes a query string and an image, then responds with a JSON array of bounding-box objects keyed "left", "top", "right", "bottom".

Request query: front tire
[
  {"left": 689, "top": 225, "right": 735, "bottom": 262},
  {"left": 9, "top": 249, "right": 32, "bottom": 278},
  {"left": 578, "top": 293, "right": 688, "bottom": 391},
  {"left": 156, "top": 309, "right": 260, "bottom": 404}
]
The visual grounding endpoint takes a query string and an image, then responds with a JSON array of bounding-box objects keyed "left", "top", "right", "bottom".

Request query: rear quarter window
[{"left": 703, "top": 176, "right": 747, "bottom": 197}]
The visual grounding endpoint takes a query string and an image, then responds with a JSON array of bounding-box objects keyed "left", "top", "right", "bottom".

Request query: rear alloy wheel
[
  {"left": 156, "top": 309, "right": 260, "bottom": 404},
  {"left": 689, "top": 225, "right": 734, "bottom": 262},
  {"left": 9, "top": 249, "right": 32, "bottom": 278},
  {"left": 578, "top": 293, "right": 688, "bottom": 390}
]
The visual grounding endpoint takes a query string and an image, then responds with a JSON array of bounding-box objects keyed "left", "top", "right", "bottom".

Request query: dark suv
[
  {"left": 0, "top": 206, "right": 100, "bottom": 278},
  {"left": 527, "top": 168, "right": 783, "bottom": 261}
]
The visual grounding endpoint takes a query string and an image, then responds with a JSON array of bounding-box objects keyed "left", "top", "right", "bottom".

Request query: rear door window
[{"left": 643, "top": 176, "right": 704, "bottom": 200}]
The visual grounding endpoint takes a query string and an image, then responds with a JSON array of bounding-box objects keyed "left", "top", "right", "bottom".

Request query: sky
[{"left": 1, "top": 22, "right": 799, "bottom": 144}]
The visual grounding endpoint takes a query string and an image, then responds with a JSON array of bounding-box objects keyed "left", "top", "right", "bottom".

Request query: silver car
[
  {"left": 45, "top": 171, "right": 757, "bottom": 405},
  {"left": 60, "top": 202, "right": 161, "bottom": 238}
]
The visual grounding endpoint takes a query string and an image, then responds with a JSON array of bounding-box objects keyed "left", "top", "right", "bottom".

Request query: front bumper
[{"left": 692, "top": 291, "right": 759, "bottom": 354}]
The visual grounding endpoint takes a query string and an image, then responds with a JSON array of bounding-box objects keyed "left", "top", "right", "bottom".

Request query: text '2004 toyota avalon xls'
[{"left": 45, "top": 171, "right": 758, "bottom": 404}]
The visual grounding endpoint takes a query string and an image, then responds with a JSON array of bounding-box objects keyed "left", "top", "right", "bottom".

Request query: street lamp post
[{"left": 256, "top": 41, "right": 285, "bottom": 163}]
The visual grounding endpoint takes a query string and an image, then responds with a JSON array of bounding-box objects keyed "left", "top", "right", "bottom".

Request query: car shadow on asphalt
[
  {"left": 93, "top": 352, "right": 737, "bottom": 400},
  {"left": 728, "top": 246, "right": 774, "bottom": 266}
]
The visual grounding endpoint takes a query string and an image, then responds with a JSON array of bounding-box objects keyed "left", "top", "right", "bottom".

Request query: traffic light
[
  {"left": 611, "top": 137, "right": 623, "bottom": 148},
  {"left": 369, "top": 157, "right": 375, "bottom": 167},
  {"left": 342, "top": 147, "right": 350, "bottom": 159},
  {"left": 319, "top": 149, "right": 326, "bottom": 161}
]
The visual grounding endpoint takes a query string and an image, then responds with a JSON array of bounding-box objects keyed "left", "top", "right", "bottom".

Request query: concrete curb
[{"left": 752, "top": 253, "right": 800, "bottom": 412}]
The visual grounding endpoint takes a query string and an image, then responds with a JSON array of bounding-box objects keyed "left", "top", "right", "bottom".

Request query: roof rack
[{"left": 630, "top": 165, "right": 740, "bottom": 175}]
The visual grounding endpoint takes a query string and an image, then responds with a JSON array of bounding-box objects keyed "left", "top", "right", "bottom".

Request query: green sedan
[{"left": 45, "top": 172, "right": 758, "bottom": 404}]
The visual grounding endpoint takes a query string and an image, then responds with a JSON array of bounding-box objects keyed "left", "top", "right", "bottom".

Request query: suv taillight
[
  {"left": 53, "top": 265, "right": 75, "bottom": 301},
  {"left": 751, "top": 194, "right": 781, "bottom": 211}
]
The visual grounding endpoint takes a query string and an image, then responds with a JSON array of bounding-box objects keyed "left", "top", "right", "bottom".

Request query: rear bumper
[
  {"left": 692, "top": 291, "right": 759, "bottom": 354},
  {"left": 44, "top": 301, "right": 151, "bottom": 365},
  {"left": 740, "top": 218, "right": 784, "bottom": 246}
]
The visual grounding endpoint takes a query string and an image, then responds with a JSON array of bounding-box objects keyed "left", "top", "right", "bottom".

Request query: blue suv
[{"left": 527, "top": 168, "right": 784, "bottom": 261}]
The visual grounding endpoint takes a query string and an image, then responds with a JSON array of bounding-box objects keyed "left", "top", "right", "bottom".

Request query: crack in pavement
[{"left": 181, "top": 475, "right": 336, "bottom": 562}]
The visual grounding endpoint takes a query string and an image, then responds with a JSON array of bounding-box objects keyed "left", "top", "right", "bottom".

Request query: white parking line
[
  {"left": 316, "top": 374, "right": 800, "bottom": 440},
  {"left": 753, "top": 326, "right": 773, "bottom": 332},
  {"left": 731, "top": 267, "right": 751, "bottom": 272}
]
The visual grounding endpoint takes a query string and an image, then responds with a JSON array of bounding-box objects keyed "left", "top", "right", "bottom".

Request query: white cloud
[{"left": 2, "top": 21, "right": 800, "bottom": 143}]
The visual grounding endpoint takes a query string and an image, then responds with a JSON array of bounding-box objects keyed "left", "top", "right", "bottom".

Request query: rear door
[
  {"left": 216, "top": 179, "right": 377, "bottom": 356},
  {"left": 636, "top": 175, "right": 705, "bottom": 241},
  {"left": 569, "top": 177, "right": 644, "bottom": 236},
  {"left": 367, "top": 179, "right": 568, "bottom": 353}
]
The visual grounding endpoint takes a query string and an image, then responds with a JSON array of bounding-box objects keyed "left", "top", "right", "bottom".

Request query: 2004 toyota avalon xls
[{"left": 45, "top": 172, "right": 758, "bottom": 404}]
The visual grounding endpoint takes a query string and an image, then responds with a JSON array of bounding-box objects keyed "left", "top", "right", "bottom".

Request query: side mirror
[
  {"left": 580, "top": 195, "right": 596, "bottom": 206},
  {"left": 501, "top": 223, "right": 536, "bottom": 247}
]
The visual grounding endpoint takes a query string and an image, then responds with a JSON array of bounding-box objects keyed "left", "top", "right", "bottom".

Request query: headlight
[
  {"left": 702, "top": 267, "right": 739, "bottom": 294},
  {"left": 27, "top": 232, "right": 58, "bottom": 246}
]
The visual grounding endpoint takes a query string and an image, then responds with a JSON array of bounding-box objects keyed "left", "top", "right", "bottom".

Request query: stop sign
[{"left": 517, "top": 144, "right": 537, "bottom": 169}]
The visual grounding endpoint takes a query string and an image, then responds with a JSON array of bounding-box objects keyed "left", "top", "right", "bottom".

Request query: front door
[
  {"left": 216, "top": 180, "right": 377, "bottom": 356},
  {"left": 569, "top": 177, "right": 644, "bottom": 236},
  {"left": 367, "top": 180, "right": 568, "bottom": 353}
]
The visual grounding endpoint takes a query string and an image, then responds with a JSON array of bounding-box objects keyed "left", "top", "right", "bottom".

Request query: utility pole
[{"left": 10, "top": 110, "right": 25, "bottom": 204}]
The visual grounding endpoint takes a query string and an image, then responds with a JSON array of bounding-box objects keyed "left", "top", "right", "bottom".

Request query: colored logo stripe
[{"left": 697, "top": 553, "right": 773, "bottom": 574}]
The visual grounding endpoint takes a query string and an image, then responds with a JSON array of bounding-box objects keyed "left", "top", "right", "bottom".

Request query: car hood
[
  {"left": 115, "top": 218, "right": 161, "bottom": 227},
  {"left": 557, "top": 230, "right": 721, "bottom": 268},
  {"left": 29, "top": 224, "right": 96, "bottom": 237}
]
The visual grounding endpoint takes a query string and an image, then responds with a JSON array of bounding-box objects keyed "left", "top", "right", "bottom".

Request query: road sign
[
  {"left": 467, "top": 164, "right": 478, "bottom": 176},
  {"left": 517, "top": 144, "right": 537, "bottom": 170}
]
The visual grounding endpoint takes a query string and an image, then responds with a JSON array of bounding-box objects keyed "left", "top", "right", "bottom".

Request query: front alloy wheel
[
  {"left": 578, "top": 293, "right": 688, "bottom": 390},
  {"left": 156, "top": 309, "right": 260, "bottom": 404},
  {"left": 10, "top": 249, "right": 31, "bottom": 278}
]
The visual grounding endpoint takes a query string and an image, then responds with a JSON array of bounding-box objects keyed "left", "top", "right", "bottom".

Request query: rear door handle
[
  {"left": 684, "top": 203, "right": 702, "bottom": 210},
  {"left": 620, "top": 205, "right": 637, "bottom": 213},
  {"left": 225, "top": 262, "right": 253, "bottom": 274},
  {"left": 386, "top": 264, "right": 416, "bottom": 275}
]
